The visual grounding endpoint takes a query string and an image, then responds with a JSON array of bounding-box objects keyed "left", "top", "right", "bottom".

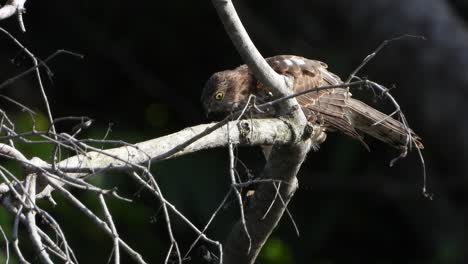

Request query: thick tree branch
[
  {"left": 51, "top": 119, "right": 306, "bottom": 173},
  {"left": 211, "top": 1, "right": 312, "bottom": 263},
  {"left": 0, "top": 119, "right": 322, "bottom": 187},
  {"left": 211, "top": 0, "right": 292, "bottom": 97}
]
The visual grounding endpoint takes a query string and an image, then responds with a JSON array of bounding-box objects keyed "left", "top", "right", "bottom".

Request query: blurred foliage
[{"left": 260, "top": 237, "right": 294, "bottom": 264}]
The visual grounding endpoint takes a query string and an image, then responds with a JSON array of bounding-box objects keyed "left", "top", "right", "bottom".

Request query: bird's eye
[{"left": 214, "top": 91, "right": 224, "bottom": 101}]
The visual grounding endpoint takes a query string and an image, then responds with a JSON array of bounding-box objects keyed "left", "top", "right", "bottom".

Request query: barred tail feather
[{"left": 347, "top": 98, "right": 424, "bottom": 149}]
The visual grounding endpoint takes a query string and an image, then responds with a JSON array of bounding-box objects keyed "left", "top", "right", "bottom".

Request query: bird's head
[{"left": 201, "top": 70, "right": 252, "bottom": 119}]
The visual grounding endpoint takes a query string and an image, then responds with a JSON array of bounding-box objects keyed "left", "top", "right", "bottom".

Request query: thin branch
[
  {"left": 99, "top": 194, "right": 120, "bottom": 264},
  {"left": 129, "top": 172, "right": 223, "bottom": 263},
  {"left": 183, "top": 189, "right": 232, "bottom": 260},
  {"left": 0, "top": 0, "right": 26, "bottom": 31},
  {"left": 145, "top": 172, "right": 181, "bottom": 264},
  {"left": 24, "top": 174, "right": 54, "bottom": 264},
  {"left": 227, "top": 139, "right": 251, "bottom": 253},
  {"left": 0, "top": 48, "right": 83, "bottom": 91},
  {"left": 47, "top": 180, "right": 148, "bottom": 264},
  {"left": 0, "top": 224, "right": 10, "bottom": 264},
  {"left": 346, "top": 34, "right": 425, "bottom": 83}
]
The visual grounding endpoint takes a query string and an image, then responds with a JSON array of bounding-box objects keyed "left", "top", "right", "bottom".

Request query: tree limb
[
  {"left": 211, "top": 0, "right": 311, "bottom": 263},
  {"left": 47, "top": 119, "right": 306, "bottom": 173}
]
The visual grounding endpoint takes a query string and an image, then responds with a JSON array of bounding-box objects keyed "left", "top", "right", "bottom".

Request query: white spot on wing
[
  {"left": 283, "top": 59, "right": 293, "bottom": 66},
  {"left": 292, "top": 58, "right": 305, "bottom": 65}
]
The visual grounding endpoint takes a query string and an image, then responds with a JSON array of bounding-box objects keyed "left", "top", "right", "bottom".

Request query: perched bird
[{"left": 201, "top": 55, "right": 423, "bottom": 150}]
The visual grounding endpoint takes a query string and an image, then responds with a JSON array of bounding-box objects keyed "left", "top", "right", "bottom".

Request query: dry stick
[
  {"left": 2, "top": 199, "right": 71, "bottom": 263},
  {"left": 47, "top": 130, "right": 192, "bottom": 255},
  {"left": 366, "top": 80, "right": 430, "bottom": 198},
  {"left": 99, "top": 194, "right": 120, "bottom": 264},
  {"left": 0, "top": 111, "right": 14, "bottom": 148},
  {"left": 271, "top": 182, "right": 300, "bottom": 237},
  {"left": 144, "top": 171, "right": 181, "bottom": 264},
  {"left": 0, "top": 110, "right": 14, "bottom": 128},
  {"left": 227, "top": 102, "right": 254, "bottom": 252},
  {"left": 0, "top": 48, "right": 83, "bottom": 91},
  {"left": 344, "top": 34, "right": 429, "bottom": 197},
  {"left": 227, "top": 136, "right": 251, "bottom": 253},
  {"left": 0, "top": 142, "right": 28, "bottom": 161},
  {"left": 139, "top": 162, "right": 182, "bottom": 264},
  {"left": 0, "top": 152, "right": 115, "bottom": 206},
  {"left": 258, "top": 180, "right": 300, "bottom": 237},
  {"left": 183, "top": 188, "right": 233, "bottom": 260},
  {"left": 1, "top": 143, "right": 76, "bottom": 260},
  {"left": 24, "top": 174, "right": 54, "bottom": 264},
  {"left": 0, "top": 0, "right": 27, "bottom": 31},
  {"left": 42, "top": 247, "right": 67, "bottom": 263},
  {"left": 0, "top": 168, "right": 31, "bottom": 210},
  {"left": 3, "top": 132, "right": 184, "bottom": 263},
  {"left": 0, "top": 27, "right": 83, "bottom": 169},
  {"left": 0, "top": 27, "right": 62, "bottom": 168},
  {"left": 346, "top": 34, "right": 425, "bottom": 83},
  {"left": 58, "top": 137, "right": 182, "bottom": 263},
  {"left": 48, "top": 180, "right": 148, "bottom": 264},
  {"left": 0, "top": 95, "right": 36, "bottom": 115},
  {"left": 0, "top": 147, "right": 93, "bottom": 193},
  {"left": 261, "top": 182, "right": 281, "bottom": 220},
  {"left": 0, "top": 170, "right": 30, "bottom": 263},
  {"left": 12, "top": 206, "right": 29, "bottom": 264},
  {"left": 49, "top": 181, "right": 146, "bottom": 263},
  {"left": 0, "top": 167, "right": 75, "bottom": 263},
  {"left": 16, "top": 1, "right": 25, "bottom": 32},
  {"left": 36, "top": 208, "right": 75, "bottom": 263},
  {"left": 0, "top": 224, "right": 10, "bottom": 264},
  {"left": 129, "top": 172, "right": 223, "bottom": 264}
]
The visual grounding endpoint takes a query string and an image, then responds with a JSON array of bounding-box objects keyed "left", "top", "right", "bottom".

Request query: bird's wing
[{"left": 264, "top": 55, "right": 366, "bottom": 146}]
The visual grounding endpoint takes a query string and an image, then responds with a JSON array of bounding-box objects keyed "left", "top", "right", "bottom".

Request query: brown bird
[{"left": 201, "top": 55, "right": 423, "bottom": 150}]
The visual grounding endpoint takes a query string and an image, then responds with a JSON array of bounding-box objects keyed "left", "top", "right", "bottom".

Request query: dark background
[{"left": 0, "top": 0, "right": 466, "bottom": 263}]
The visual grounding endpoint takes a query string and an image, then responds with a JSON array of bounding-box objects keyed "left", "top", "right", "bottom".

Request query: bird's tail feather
[{"left": 347, "top": 98, "right": 424, "bottom": 149}]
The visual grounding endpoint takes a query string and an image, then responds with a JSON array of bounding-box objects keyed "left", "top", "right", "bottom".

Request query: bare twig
[
  {"left": 0, "top": 224, "right": 9, "bottom": 264},
  {"left": 183, "top": 189, "right": 232, "bottom": 260},
  {"left": 228, "top": 138, "right": 251, "bottom": 253},
  {"left": 99, "top": 194, "right": 120, "bottom": 264},
  {"left": 0, "top": 0, "right": 27, "bottom": 31},
  {"left": 145, "top": 171, "right": 182, "bottom": 264},
  {"left": 129, "top": 172, "right": 223, "bottom": 263},
  {"left": 346, "top": 34, "right": 425, "bottom": 83},
  {"left": 24, "top": 174, "right": 54, "bottom": 264},
  {"left": 48, "top": 180, "right": 148, "bottom": 264}
]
